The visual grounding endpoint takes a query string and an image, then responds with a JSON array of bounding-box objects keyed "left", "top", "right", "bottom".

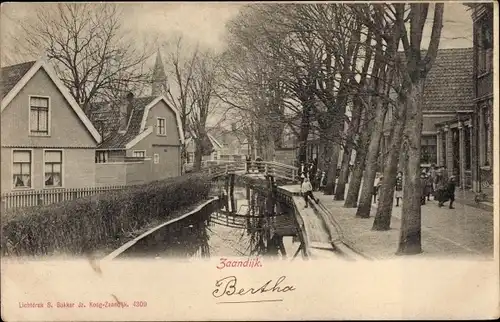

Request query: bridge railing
[{"left": 198, "top": 160, "right": 298, "bottom": 182}]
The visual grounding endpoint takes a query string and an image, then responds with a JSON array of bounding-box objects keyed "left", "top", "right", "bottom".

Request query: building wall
[
  {"left": 472, "top": 4, "right": 494, "bottom": 192},
  {"left": 126, "top": 160, "right": 153, "bottom": 185},
  {"left": 95, "top": 163, "right": 127, "bottom": 187},
  {"left": 0, "top": 68, "right": 97, "bottom": 148},
  {"left": 1, "top": 147, "right": 95, "bottom": 193},
  {"left": 0, "top": 68, "right": 99, "bottom": 194},
  {"left": 127, "top": 100, "right": 182, "bottom": 179}
]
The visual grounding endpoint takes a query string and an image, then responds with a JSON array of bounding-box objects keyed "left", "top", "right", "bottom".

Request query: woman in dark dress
[{"left": 438, "top": 176, "right": 456, "bottom": 209}]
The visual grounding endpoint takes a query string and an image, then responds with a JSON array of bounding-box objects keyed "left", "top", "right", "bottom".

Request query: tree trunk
[
  {"left": 296, "top": 102, "right": 311, "bottom": 164},
  {"left": 397, "top": 80, "right": 425, "bottom": 255},
  {"left": 193, "top": 140, "right": 203, "bottom": 170},
  {"left": 335, "top": 103, "right": 362, "bottom": 200},
  {"left": 324, "top": 143, "right": 341, "bottom": 195},
  {"left": 323, "top": 108, "right": 345, "bottom": 196},
  {"left": 373, "top": 101, "right": 408, "bottom": 230},
  {"left": 334, "top": 147, "right": 351, "bottom": 200},
  {"left": 355, "top": 102, "right": 387, "bottom": 218},
  {"left": 344, "top": 150, "right": 367, "bottom": 208},
  {"left": 344, "top": 110, "right": 373, "bottom": 208}
]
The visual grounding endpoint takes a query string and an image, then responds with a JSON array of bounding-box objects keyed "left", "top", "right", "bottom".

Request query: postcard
[{"left": 1, "top": 1, "right": 498, "bottom": 320}]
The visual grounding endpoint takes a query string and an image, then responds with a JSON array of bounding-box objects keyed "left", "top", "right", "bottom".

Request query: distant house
[
  {"left": 0, "top": 59, "right": 101, "bottom": 194},
  {"left": 209, "top": 126, "right": 250, "bottom": 161},
  {"left": 184, "top": 132, "right": 223, "bottom": 169},
  {"left": 90, "top": 95, "right": 184, "bottom": 186}
]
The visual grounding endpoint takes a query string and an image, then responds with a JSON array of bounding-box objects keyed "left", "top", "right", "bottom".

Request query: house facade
[
  {"left": 0, "top": 59, "right": 101, "bottom": 194},
  {"left": 381, "top": 48, "right": 475, "bottom": 188},
  {"left": 91, "top": 95, "right": 184, "bottom": 186},
  {"left": 184, "top": 133, "right": 223, "bottom": 170},
  {"left": 469, "top": 3, "right": 494, "bottom": 192}
]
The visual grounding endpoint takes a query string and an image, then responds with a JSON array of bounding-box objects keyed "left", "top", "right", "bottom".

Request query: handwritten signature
[{"left": 212, "top": 275, "right": 296, "bottom": 298}]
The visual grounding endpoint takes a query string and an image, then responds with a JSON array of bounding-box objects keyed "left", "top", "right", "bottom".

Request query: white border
[
  {"left": 27, "top": 95, "right": 51, "bottom": 137},
  {"left": 139, "top": 96, "right": 185, "bottom": 144},
  {"left": 42, "top": 149, "right": 64, "bottom": 189},
  {"left": 11, "top": 148, "right": 34, "bottom": 191},
  {"left": 1, "top": 58, "right": 102, "bottom": 144}
]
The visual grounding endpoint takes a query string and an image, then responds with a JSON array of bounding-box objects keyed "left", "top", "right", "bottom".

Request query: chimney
[
  {"left": 126, "top": 92, "right": 134, "bottom": 121},
  {"left": 118, "top": 92, "right": 134, "bottom": 133}
]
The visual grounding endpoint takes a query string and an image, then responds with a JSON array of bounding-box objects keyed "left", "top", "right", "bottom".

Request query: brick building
[
  {"left": 381, "top": 48, "right": 475, "bottom": 188},
  {"left": 468, "top": 3, "right": 494, "bottom": 192}
]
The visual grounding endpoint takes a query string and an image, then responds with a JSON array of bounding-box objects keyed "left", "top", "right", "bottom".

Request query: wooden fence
[{"left": 1, "top": 186, "right": 126, "bottom": 211}]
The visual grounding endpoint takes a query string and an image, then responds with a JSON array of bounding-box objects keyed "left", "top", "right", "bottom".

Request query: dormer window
[
  {"left": 29, "top": 96, "right": 50, "bottom": 135},
  {"left": 156, "top": 117, "right": 166, "bottom": 136}
]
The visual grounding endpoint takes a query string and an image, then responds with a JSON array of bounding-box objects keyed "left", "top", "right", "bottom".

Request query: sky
[{"left": 1, "top": 2, "right": 474, "bottom": 65}]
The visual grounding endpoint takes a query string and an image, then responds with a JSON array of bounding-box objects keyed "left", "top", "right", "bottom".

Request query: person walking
[
  {"left": 429, "top": 164, "right": 437, "bottom": 199},
  {"left": 438, "top": 176, "right": 457, "bottom": 209},
  {"left": 434, "top": 168, "right": 443, "bottom": 201},
  {"left": 421, "top": 170, "right": 430, "bottom": 205},
  {"left": 373, "top": 173, "right": 381, "bottom": 204},
  {"left": 320, "top": 171, "right": 327, "bottom": 192},
  {"left": 314, "top": 169, "right": 322, "bottom": 191},
  {"left": 301, "top": 177, "right": 319, "bottom": 208},
  {"left": 394, "top": 171, "right": 403, "bottom": 207},
  {"left": 245, "top": 155, "right": 251, "bottom": 173},
  {"left": 298, "top": 162, "right": 306, "bottom": 184}
]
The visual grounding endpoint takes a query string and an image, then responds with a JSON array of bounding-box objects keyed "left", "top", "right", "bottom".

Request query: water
[{"left": 113, "top": 185, "right": 301, "bottom": 260}]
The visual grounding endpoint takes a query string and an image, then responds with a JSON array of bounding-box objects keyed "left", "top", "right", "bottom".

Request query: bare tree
[
  {"left": 162, "top": 35, "right": 200, "bottom": 140},
  {"left": 396, "top": 3, "right": 444, "bottom": 255},
  {"left": 17, "top": 3, "right": 153, "bottom": 115},
  {"left": 188, "top": 50, "right": 223, "bottom": 170}
]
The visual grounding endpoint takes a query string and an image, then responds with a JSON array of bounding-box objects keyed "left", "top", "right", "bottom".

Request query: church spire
[{"left": 151, "top": 49, "right": 168, "bottom": 96}]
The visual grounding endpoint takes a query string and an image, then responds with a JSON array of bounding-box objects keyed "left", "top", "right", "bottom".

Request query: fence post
[{"left": 265, "top": 164, "right": 268, "bottom": 176}]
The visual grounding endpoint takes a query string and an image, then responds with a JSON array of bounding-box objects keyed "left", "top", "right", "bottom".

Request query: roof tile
[
  {"left": 0, "top": 61, "right": 36, "bottom": 99},
  {"left": 91, "top": 96, "right": 156, "bottom": 149},
  {"left": 421, "top": 48, "right": 474, "bottom": 111}
]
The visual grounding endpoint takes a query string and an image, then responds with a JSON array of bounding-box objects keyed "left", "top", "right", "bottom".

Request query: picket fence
[{"left": 1, "top": 186, "right": 126, "bottom": 211}]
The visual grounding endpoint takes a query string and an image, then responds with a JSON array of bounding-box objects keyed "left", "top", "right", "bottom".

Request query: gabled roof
[
  {"left": 91, "top": 95, "right": 184, "bottom": 149},
  {"left": 1, "top": 59, "right": 101, "bottom": 143},
  {"left": 414, "top": 48, "right": 474, "bottom": 112},
  {"left": 0, "top": 61, "right": 36, "bottom": 99},
  {"left": 91, "top": 96, "right": 156, "bottom": 149},
  {"left": 186, "top": 132, "right": 223, "bottom": 150}
]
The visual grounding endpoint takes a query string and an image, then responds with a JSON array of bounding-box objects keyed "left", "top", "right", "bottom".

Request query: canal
[{"left": 113, "top": 184, "right": 302, "bottom": 260}]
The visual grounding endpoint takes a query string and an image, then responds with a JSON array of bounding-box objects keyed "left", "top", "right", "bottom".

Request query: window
[
  {"left": 13, "top": 150, "right": 32, "bottom": 188},
  {"left": 95, "top": 151, "right": 109, "bottom": 163},
  {"left": 464, "top": 127, "right": 471, "bottom": 170},
  {"left": 421, "top": 136, "right": 437, "bottom": 164},
  {"left": 187, "top": 152, "right": 194, "bottom": 163},
  {"left": 44, "top": 150, "right": 63, "bottom": 188},
  {"left": 483, "top": 107, "right": 490, "bottom": 166},
  {"left": 156, "top": 118, "right": 166, "bottom": 135},
  {"left": 478, "top": 16, "right": 493, "bottom": 75},
  {"left": 154, "top": 153, "right": 159, "bottom": 164},
  {"left": 30, "top": 96, "right": 49, "bottom": 135},
  {"left": 133, "top": 151, "right": 146, "bottom": 158}
]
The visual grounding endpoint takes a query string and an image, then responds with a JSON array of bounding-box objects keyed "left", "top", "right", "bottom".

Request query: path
[{"left": 315, "top": 193, "right": 493, "bottom": 260}]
